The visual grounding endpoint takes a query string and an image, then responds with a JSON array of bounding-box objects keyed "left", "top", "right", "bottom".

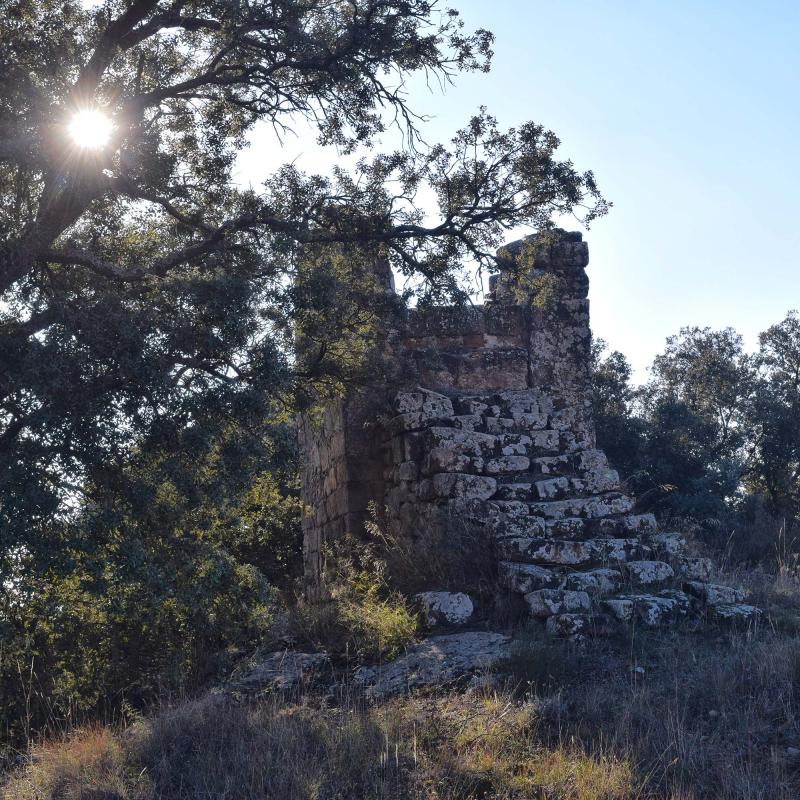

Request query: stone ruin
[{"left": 299, "top": 230, "right": 759, "bottom": 638}]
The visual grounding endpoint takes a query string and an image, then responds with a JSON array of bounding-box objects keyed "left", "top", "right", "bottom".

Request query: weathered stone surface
[
  {"left": 534, "top": 477, "right": 571, "bottom": 499},
  {"left": 424, "top": 447, "right": 474, "bottom": 475},
  {"left": 651, "top": 532, "right": 686, "bottom": 557},
  {"left": 415, "top": 592, "right": 474, "bottom": 626},
  {"left": 592, "top": 513, "right": 657, "bottom": 536},
  {"left": 494, "top": 482, "right": 534, "bottom": 501},
  {"left": 677, "top": 557, "right": 714, "bottom": 581},
  {"left": 232, "top": 651, "right": 330, "bottom": 691},
  {"left": 484, "top": 455, "right": 531, "bottom": 474},
  {"left": 524, "top": 589, "right": 591, "bottom": 617},
  {"left": 604, "top": 538, "right": 651, "bottom": 563},
  {"left": 487, "top": 513, "right": 546, "bottom": 539},
  {"left": 708, "top": 603, "right": 762, "bottom": 623},
  {"left": 354, "top": 633, "right": 511, "bottom": 698},
  {"left": 497, "top": 561, "right": 561, "bottom": 592},
  {"left": 484, "top": 417, "right": 516, "bottom": 433},
  {"left": 432, "top": 473, "right": 497, "bottom": 501},
  {"left": 495, "top": 536, "right": 645, "bottom": 566},
  {"left": 498, "top": 433, "right": 532, "bottom": 456},
  {"left": 544, "top": 517, "right": 588, "bottom": 538},
  {"left": 563, "top": 568, "right": 623, "bottom": 595},
  {"left": 299, "top": 229, "right": 760, "bottom": 637},
  {"left": 394, "top": 388, "right": 454, "bottom": 418},
  {"left": 604, "top": 591, "right": 689, "bottom": 627},
  {"left": 495, "top": 537, "right": 594, "bottom": 565},
  {"left": 624, "top": 560, "right": 675, "bottom": 586},
  {"left": 529, "top": 493, "right": 634, "bottom": 521},
  {"left": 424, "top": 427, "right": 496, "bottom": 455},
  {"left": 684, "top": 582, "right": 746, "bottom": 605}
]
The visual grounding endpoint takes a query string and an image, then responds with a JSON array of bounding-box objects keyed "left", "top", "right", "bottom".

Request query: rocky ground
[{"left": 7, "top": 594, "right": 800, "bottom": 799}]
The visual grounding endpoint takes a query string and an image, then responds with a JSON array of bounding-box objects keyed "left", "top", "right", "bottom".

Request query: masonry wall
[{"left": 300, "top": 229, "right": 596, "bottom": 597}]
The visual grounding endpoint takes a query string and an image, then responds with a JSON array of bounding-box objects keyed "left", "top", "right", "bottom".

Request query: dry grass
[{"left": 7, "top": 569, "right": 800, "bottom": 799}]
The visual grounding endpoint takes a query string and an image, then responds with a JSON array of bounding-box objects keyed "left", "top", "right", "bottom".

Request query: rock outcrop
[{"left": 355, "top": 632, "right": 511, "bottom": 698}]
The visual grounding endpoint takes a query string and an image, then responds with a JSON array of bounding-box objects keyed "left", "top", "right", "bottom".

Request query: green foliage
[
  {"left": 0, "top": 0, "right": 606, "bottom": 542},
  {"left": 593, "top": 315, "right": 800, "bottom": 534},
  {"left": 590, "top": 339, "right": 648, "bottom": 480},
  {"left": 0, "top": 413, "right": 301, "bottom": 749},
  {"left": 296, "top": 533, "right": 419, "bottom": 662},
  {"left": 746, "top": 311, "right": 800, "bottom": 521}
]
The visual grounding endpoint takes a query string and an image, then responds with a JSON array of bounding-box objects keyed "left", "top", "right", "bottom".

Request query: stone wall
[
  {"left": 300, "top": 230, "right": 594, "bottom": 588},
  {"left": 299, "top": 230, "right": 760, "bottom": 632}
]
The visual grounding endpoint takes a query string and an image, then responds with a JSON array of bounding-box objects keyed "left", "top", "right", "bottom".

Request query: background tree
[
  {"left": 633, "top": 327, "right": 753, "bottom": 517},
  {"left": 590, "top": 338, "right": 646, "bottom": 481},
  {"left": 746, "top": 311, "right": 800, "bottom": 525}
]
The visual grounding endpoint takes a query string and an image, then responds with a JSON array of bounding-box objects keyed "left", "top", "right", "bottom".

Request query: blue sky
[{"left": 237, "top": 1, "right": 800, "bottom": 379}]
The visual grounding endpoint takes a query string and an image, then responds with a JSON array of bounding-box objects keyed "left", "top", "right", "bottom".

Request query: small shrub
[{"left": 294, "top": 533, "right": 419, "bottom": 662}]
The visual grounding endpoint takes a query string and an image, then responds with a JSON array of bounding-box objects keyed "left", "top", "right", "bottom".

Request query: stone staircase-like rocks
[{"left": 385, "top": 387, "right": 760, "bottom": 639}]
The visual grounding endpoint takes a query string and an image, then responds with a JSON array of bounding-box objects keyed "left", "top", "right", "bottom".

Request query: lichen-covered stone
[
  {"left": 651, "top": 532, "right": 686, "bottom": 557},
  {"left": 495, "top": 537, "right": 595, "bottom": 565},
  {"left": 498, "top": 561, "right": 561, "bottom": 592},
  {"left": 484, "top": 455, "right": 531, "bottom": 474},
  {"left": 432, "top": 473, "right": 497, "bottom": 501},
  {"left": 684, "top": 582, "right": 746, "bottom": 605},
  {"left": 524, "top": 589, "right": 591, "bottom": 617},
  {"left": 529, "top": 493, "right": 634, "bottom": 521},
  {"left": 603, "top": 592, "right": 689, "bottom": 627},
  {"left": 677, "top": 557, "right": 714, "bottom": 581},
  {"left": 494, "top": 482, "right": 534, "bottom": 501},
  {"left": 354, "top": 632, "right": 511, "bottom": 699},
  {"left": 545, "top": 613, "right": 591, "bottom": 639},
  {"left": 592, "top": 513, "right": 657, "bottom": 536},
  {"left": 534, "top": 477, "right": 571, "bottom": 499},
  {"left": 625, "top": 560, "right": 675, "bottom": 586},
  {"left": 708, "top": 603, "right": 762, "bottom": 623},
  {"left": 231, "top": 651, "right": 330, "bottom": 692},
  {"left": 300, "top": 230, "right": 760, "bottom": 635},
  {"left": 487, "top": 514, "right": 546, "bottom": 539},
  {"left": 563, "top": 568, "right": 623, "bottom": 595},
  {"left": 415, "top": 592, "right": 474, "bottom": 626},
  {"left": 394, "top": 388, "right": 454, "bottom": 418}
]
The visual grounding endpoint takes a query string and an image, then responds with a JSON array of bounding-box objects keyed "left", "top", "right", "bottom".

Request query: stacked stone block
[
  {"left": 382, "top": 386, "right": 760, "bottom": 636},
  {"left": 301, "top": 229, "right": 760, "bottom": 633}
]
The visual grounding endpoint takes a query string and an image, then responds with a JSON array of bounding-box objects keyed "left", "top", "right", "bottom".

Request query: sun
[{"left": 68, "top": 109, "right": 114, "bottom": 149}]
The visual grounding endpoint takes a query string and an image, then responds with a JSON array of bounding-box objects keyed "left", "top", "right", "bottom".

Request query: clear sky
[{"left": 237, "top": 1, "right": 800, "bottom": 379}]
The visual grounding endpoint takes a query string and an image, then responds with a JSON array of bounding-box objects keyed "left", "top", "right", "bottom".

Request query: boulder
[
  {"left": 524, "top": 589, "right": 591, "bottom": 617},
  {"left": 684, "top": 581, "right": 746, "bottom": 605},
  {"left": 415, "top": 591, "right": 474, "bottom": 626},
  {"left": 677, "top": 557, "right": 714, "bottom": 581},
  {"left": 603, "top": 591, "right": 690, "bottom": 627},
  {"left": 624, "top": 560, "right": 675, "bottom": 586},
  {"left": 545, "top": 613, "right": 592, "bottom": 639},
  {"left": 563, "top": 568, "right": 623, "bottom": 596},
  {"left": 432, "top": 473, "right": 497, "bottom": 501},
  {"left": 497, "top": 561, "right": 561, "bottom": 593},
  {"left": 708, "top": 603, "right": 762, "bottom": 623}
]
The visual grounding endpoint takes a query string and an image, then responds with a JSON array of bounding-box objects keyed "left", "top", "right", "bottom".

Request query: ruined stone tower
[{"left": 299, "top": 230, "right": 759, "bottom": 632}]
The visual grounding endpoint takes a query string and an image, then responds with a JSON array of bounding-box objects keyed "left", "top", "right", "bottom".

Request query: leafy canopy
[{"left": 0, "top": 0, "right": 607, "bottom": 546}]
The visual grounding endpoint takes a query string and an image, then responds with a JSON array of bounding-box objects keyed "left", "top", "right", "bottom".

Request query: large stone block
[
  {"left": 524, "top": 589, "right": 591, "bottom": 617},
  {"left": 497, "top": 561, "right": 561, "bottom": 593},
  {"left": 432, "top": 473, "right": 497, "bottom": 501}
]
